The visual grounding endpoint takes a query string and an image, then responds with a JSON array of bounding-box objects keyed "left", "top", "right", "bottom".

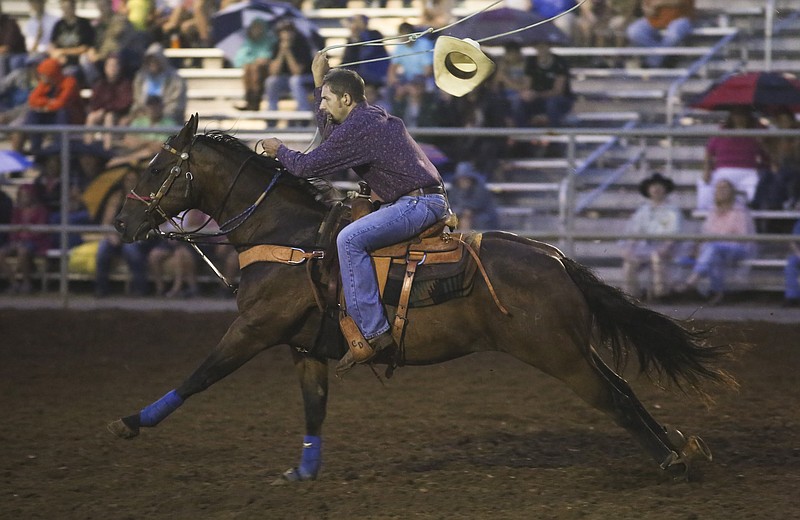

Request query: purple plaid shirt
[{"left": 276, "top": 88, "right": 441, "bottom": 202}]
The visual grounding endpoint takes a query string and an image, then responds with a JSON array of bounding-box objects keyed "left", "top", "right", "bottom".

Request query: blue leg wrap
[
  {"left": 297, "top": 435, "right": 322, "bottom": 480},
  {"left": 139, "top": 390, "right": 184, "bottom": 427}
]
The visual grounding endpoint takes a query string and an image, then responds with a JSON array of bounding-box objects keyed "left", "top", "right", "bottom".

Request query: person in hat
[
  {"left": 620, "top": 172, "right": 683, "bottom": 300},
  {"left": 262, "top": 53, "right": 449, "bottom": 375},
  {"left": 13, "top": 57, "right": 84, "bottom": 154},
  {"left": 448, "top": 161, "right": 498, "bottom": 231},
  {"left": 127, "top": 43, "right": 187, "bottom": 124}
]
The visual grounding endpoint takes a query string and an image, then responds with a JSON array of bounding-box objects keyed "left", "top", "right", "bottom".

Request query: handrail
[{"left": 665, "top": 29, "right": 741, "bottom": 127}]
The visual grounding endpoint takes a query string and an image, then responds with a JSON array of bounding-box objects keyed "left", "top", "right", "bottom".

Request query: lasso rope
[{"left": 330, "top": 0, "right": 588, "bottom": 69}]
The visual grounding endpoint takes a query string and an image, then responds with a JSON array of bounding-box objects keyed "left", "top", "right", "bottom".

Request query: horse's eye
[{"left": 150, "top": 167, "right": 162, "bottom": 176}]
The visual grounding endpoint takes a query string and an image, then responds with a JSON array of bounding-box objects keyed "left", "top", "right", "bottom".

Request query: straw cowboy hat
[
  {"left": 638, "top": 172, "right": 675, "bottom": 198},
  {"left": 433, "top": 36, "right": 496, "bottom": 97}
]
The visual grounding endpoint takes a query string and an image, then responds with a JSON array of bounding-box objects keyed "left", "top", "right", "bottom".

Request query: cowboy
[
  {"left": 620, "top": 172, "right": 683, "bottom": 300},
  {"left": 262, "top": 52, "right": 449, "bottom": 368}
]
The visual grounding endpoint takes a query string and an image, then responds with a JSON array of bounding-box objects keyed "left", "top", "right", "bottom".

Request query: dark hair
[
  {"left": 322, "top": 68, "right": 365, "bottom": 103},
  {"left": 145, "top": 95, "right": 164, "bottom": 106}
]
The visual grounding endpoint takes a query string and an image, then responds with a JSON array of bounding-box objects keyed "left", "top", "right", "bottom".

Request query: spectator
[
  {"left": 421, "top": 0, "right": 456, "bottom": 30},
  {"left": 12, "top": 57, "right": 84, "bottom": 154},
  {"left": 386, "top": 22, "right": 434, "bottom": 90},
  {"left": 0, "top": 1, "right": 28, "bottom": 78},
  {"left": 233, "top": 18, "right": 276, "bottom": 112},
  {"left": 522, "top": 40, "right": 574, "bottom": 127},
  {"left": 84, "top": 53, "right": 134, "bottom": 150},
  {"left": 697, "top": 106, "right": 768, "bottom": 210},
  {"left": 265, "top": 20, "right": 313, "bottom": 117},
  {"left": 128, "top": 42, "right": 187, "bottom": 124},
  {"left": 493, "top": 40, "right": 530, "bottom": 126},
  {"left": 86, "top": 6, "right": 147, "bottom": 84},
  {"left": 626, "top": 0, "right": 694, "bottom": 68},
  {"left": 340, "top": 15, "right": 390, "bottom": 89},
  {"left": 0, "top": 54, "right": 42, "bottom": 129},
  {"left": 783, "top": 219, "right": 800, "bottom": 307},
  {"left": 531, "top": 0, "right": 577, "bottom": 40},
  {"left": 763, "top": 107, "right": 800, "bottom": 210},
  {"left": 157, "top": 0, "right": 212, "bottom": 48},
  {"left": 49, "top": 0, "right": 96, "bottom": 86},
  {"left": 575, "top": 0, "right": 639, "bottom": 51},
  {"left": 677, "top": 180, "right": 756, "bottom": 305},
  {"left": 621, "top": 172, "right": 683, "bottom": 300},
  {"left": 110, "top": 95, "right": 179, "bottom": 167},
  {"left": 448, "top": 161, "right": 499, "bottom": 231},
  {"left": 94, "top": 169, "right": 155, "bottom": 297},
  {"left": 23, "top": 0, "right": 59, "bottom": 56},
  {"left": 0, "top": 184, "right": 49, "bottom": 294},
  {"left": 389, "top": 76, "right": 440, "bottom": 128}
]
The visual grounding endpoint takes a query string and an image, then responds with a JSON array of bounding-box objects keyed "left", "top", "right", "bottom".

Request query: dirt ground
[{"left": 0, "top": 308, "right": 798, "bottom": 520}]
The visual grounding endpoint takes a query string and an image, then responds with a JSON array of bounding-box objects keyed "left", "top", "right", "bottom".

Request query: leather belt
[{"left": 404, "top": 185, "right": 444, "bottom": 197}]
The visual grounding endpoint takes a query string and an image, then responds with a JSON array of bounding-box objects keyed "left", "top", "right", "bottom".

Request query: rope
[{"left": 330, "top": 0, "right": 588, "bottom": 69}]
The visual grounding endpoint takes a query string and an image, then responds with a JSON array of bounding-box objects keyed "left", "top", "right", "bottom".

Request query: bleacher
[{"left": 3, "top": 0, "right": 800, "bottom": 297}]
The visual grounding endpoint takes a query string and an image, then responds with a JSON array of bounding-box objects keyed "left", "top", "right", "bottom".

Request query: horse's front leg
[
  {"left": 107, "top": 313, "right": 280, "bottom": 438},
  {"left": 280, "top": 350, "right": 329, "bottom": 482}
]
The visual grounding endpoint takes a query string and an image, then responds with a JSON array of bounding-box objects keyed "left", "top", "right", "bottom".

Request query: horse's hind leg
[
  {"left": 556, "top": 348, "right": 710, "bottom": 479},
  {"left": 280, "top": 350, "right": 329, "bottom": 482},
  {"left": 586, "top": 350, "right": 711, "bottom": 478}
]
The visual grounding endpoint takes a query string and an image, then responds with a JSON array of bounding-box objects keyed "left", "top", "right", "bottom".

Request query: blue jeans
[
  {"left": 95, "top": 238, "right": 152, "bottom": 296},
  {"left": 785, "top": 254, "right": 800, "bottom": 299},
  {"left": 626, "top": 17, "right": 693, "bottom": 68},
  {"left": 337, "top": 194, "right": 448, "bottom": 339},
  {"left": 692, "top": 242, "right": 751, "bottom": 294},
  {"left": 265, "top": 73, "right": 312, "bottom": 111}
]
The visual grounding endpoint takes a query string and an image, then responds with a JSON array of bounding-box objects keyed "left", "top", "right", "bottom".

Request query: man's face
[{"left": 320, "top": 84, "right": 349, "bottom": 123}]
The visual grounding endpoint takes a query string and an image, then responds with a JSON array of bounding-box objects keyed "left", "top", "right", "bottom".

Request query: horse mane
[{"left": 198, "top": 130, "right": 347, "bottom": 207}]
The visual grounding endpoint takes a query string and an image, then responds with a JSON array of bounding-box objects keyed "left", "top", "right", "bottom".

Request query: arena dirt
[{"left": 0, "top": 309, "right": 797, "bottom": 519}]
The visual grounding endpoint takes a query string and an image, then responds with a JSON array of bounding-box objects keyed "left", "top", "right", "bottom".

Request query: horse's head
[{"left": 115, "top": 114, "right": 199, "bottom": 242}]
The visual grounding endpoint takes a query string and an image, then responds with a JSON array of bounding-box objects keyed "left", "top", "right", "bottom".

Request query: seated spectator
[
  {"left": 453, "top": 79, "right": 514, "bottom": 175},
  {"left": 448, "top": 161, "right": 499, "bottom": 231},
  {"left": 493, "top": 40, "right": 530, "bottom": 127},
  {"left": 677, "top": 180, "right": 756, "bottom": 305},
  {"left": 421, "top": 0, "right": 456, "bottom": 30},
  {"left": 0, "top": 54, "right": 42, "bottom": 129},
  {"left": 85, "top": 5, "right": 148, "bottom": 85},
  {"left": 340, "top": 15, "right": 390, "bottom": 89},
  {"left": 233, "top": 19, "right": 276, "bottom": 112},
  {"left": 148, "top": 237, "right": 199, "bottom": 298},
  {"left": 48, "top": 0, "right": 96, "bottom": 86},
  {"left": 23, "top": 0, "right": 59, "bottom": 56},
  {"left": 84, "top": 53, "right": 134, "bottom": 151},
  {"left": 0, "top": 1, "right": 28, "bottom": 78},
  {"left": 156, "top": 0, "right": 215, "bottom": 48},
  {"left": 94, "top": 169, "right": 155, "bottom": 297},
  {"left": 12, "top": 57, "right": 84, "bottom": 154},
  {"left": 626, "top": 0, "right": 694, "bottom": 68},
  {"left": 127, "top": 42, "right": 187, "bottom": 124},
  {"left": 0, "top": 184, "right": 49, "bottom": 294},
  {"left": 697, "top": 107, "right": 768, "bottom": 210},
  {"left": 390, "top": 76, "right": 440, "bottom": 129},
  {"left": 109, "top": 95, "right": 179, "bottom": 167},
  {"left": 265, "top": 20, "right": 313, "bottom": 118},
  {"left": 783, "top": 219, "right": 800, "bottom": 307},
  {"left": 621, "top": 172, "right": 683, "bottom": 300},
  {"left": 522, "top": 41, "right": 574, "bottom": 127},
  {"left": 575, "top": 0, "right": 639, "bottom": 51},
  {"left": 386, "top": 22, "right": 433, "bottom": 91},
  {"left": 763, "top": 107, "right": 800, "bottom": 210}
]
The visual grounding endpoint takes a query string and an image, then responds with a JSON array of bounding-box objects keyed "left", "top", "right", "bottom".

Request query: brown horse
[{"left": 108, "top": 115, "right": 734, "bottom": 482}]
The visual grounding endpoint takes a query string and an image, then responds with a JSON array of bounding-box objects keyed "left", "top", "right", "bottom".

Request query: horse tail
[{"left": 559, "top": 255, "right": 737, "bottom": 396}]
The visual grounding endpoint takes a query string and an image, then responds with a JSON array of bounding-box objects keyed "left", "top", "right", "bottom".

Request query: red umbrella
[{"left": 691, "top": 71, "right": 800, "bottom": 111}]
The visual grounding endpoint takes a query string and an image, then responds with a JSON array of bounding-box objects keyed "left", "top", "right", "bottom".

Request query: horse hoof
[
  {"left": 661, "top": 433, "right": 713, "bottom": 481},
  {"left": 107, "top": 418, "right": 140, "bottom": 439},
  {"left": 271, "top": 467, "right": 316, "bottom": 485}
]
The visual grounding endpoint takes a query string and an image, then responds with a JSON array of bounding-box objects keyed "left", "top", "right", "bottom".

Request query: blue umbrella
[
  {"left": 0, "top": 150, "right": 32, "bottom": 174},
  {"left": 212, "top": 0, "right": 324, "bottom": 63}
]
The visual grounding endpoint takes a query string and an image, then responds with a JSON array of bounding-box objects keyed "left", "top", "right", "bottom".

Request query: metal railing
[{"left": 2, "top": 124, "right": 800, "bottom": 305}]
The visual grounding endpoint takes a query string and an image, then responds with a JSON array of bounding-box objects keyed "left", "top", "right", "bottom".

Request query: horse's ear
[{"left": 186, "top": 113, "right": 199, "bottom": 136}]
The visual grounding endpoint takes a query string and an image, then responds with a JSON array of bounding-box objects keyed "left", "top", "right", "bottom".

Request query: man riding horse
[{"left": 262, "top": 53, "right": 450, "bottom": 373}]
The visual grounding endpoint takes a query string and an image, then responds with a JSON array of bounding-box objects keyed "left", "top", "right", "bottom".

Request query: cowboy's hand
[
  {"left": 262, "top": 137, "right": 283, "bottom": 157},
  {"left": 312, "top": 52, "right": 330, "bottom": 87}
]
